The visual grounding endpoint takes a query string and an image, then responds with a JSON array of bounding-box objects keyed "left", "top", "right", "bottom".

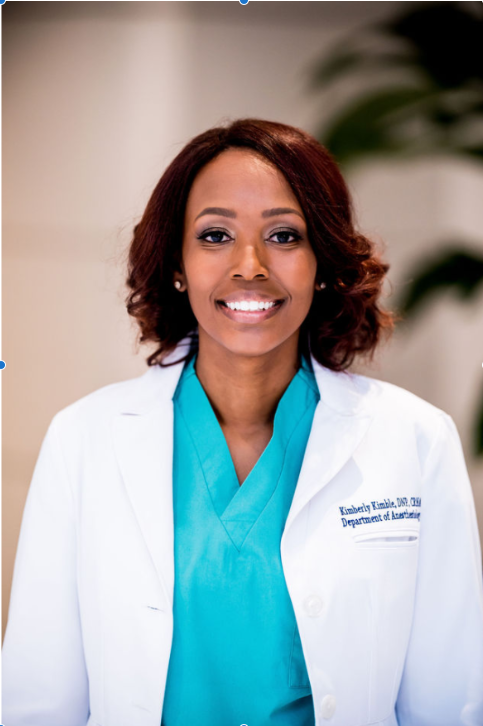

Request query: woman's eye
[
  {"left": 197, "top": 229, "right": 231, "bottom": 244},
  {"left": 270, "top": 229, "right": 302, "bottom": 245}
]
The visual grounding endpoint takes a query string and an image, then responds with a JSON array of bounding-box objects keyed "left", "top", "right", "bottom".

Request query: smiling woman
[
  {"left": 126, "top": 119, "right": 394, "bottom": 374},
  {"left": 3, "top": 119, "right": 483, "bottom": 726}
]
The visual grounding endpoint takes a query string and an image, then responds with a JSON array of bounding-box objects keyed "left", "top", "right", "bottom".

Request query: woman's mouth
[{"left": 216, "top": 299, "right": 284, "bottom": 323}]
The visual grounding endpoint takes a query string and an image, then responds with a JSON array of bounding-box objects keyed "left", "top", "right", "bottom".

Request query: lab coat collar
[{"left": 116, "top": 333, "right": 373, "bottom": 418}]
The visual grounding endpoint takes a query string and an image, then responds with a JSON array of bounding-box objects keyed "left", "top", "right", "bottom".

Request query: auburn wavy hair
[{"left": 126, "top": 118, "right": 395, "bottom": 370}]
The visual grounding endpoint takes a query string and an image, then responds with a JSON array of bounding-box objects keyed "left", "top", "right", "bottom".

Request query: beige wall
[{"left": 3, "top": 1, "right": 483, "bottom": 637}]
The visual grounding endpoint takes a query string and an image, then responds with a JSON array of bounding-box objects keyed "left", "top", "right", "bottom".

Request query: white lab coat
[{"left": 3, "top": 335, "right": 483, "bottom": 726}]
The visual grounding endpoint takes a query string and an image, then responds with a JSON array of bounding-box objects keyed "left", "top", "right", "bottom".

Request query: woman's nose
[{"left": 230, "top": 238, "right": 269, "bottom": 280}]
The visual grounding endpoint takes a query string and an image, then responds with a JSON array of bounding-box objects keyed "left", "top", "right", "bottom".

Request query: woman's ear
[
  {"left": 172, "top": 257, "right": 187, "bottom": 291},
  {"left": 173, "top": 272, "right": 186, "bottom": 292}
]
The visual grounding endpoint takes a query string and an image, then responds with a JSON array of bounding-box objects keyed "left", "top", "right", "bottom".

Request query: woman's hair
[{"left": 126, "top": 118, "right": 396, "bottom": 371}]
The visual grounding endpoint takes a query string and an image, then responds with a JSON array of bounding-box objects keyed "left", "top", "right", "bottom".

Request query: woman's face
[{"left": 178, "top": 148, "right": 318, "bottom": 360}]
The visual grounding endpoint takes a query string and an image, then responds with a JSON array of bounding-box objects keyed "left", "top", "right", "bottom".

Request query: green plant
[{"left": 308, "top": 1, "right": 483, "bottom": 454}]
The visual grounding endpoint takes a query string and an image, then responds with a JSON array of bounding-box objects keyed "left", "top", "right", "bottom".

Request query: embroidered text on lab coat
[{"left": 339, "top": 496, "right": 421, "bottom": 528}]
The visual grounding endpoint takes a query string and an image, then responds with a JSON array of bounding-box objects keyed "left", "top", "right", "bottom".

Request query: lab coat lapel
[
  {"left": 112, "top": 337, "right": 192, "bottom": 609},
  {"left": 284, "top": 357, "right": 375, "bottom": 533}
]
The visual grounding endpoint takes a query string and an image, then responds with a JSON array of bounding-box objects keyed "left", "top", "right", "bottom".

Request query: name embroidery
[{"left": 340, "top": 497, "right": 421, "bottom": 529}]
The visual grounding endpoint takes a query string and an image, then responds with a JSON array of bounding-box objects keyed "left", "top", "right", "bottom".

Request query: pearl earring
[
  {"left": 317, "top": 281, "right": 326, "bottom": 290},
  {"left": 174, "top": 280, "right": 182, "bottom": 290}
]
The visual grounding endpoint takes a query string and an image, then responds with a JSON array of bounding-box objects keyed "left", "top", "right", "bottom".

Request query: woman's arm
[
  {"left": 2, "top": 414, "right": 90, "bottom": 726},
  {"left": 395, "top": 413, "right": 483, "bottom": 726}
]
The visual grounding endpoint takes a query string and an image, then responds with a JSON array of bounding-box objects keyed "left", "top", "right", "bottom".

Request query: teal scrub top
[{"left": 161, "top": 351, "right": 320, "bottom": 726}]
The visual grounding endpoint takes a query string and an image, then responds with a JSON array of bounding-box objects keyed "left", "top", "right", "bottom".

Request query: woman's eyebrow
[{"left": 194, "top": 206, "right": 304, "bottom": 220}]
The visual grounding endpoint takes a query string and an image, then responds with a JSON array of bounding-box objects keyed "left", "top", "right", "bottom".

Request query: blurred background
[{"left": 3, "top": 0, "right": 483, "bottom": 637}]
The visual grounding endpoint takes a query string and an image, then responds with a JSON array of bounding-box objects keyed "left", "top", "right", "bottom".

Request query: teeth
[{"left": 225, "top": 300, "right": 277, "bottom": 311}]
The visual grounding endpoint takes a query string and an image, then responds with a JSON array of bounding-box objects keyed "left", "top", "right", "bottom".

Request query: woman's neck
[{"left": 194, "top": 333, "right": 302, "bottom": 435}]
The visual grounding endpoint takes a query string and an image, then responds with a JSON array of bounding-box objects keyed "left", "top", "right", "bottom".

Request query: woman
[{"left": 3, "top": 119, "right": 483, "bottom": 726}]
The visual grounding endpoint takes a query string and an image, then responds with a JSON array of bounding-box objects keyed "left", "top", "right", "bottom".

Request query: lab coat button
[
  {"left": 320, "top": 694, "right": 336, "bottom": 719},
  {"left": 303, "top": 594, "right": 324, "bottom": 617}
]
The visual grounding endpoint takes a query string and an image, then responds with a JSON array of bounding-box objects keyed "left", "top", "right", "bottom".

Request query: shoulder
[
  {"left": 347, "top": 370, "right": 454, "bottom": 465},
  {"left": 351, "top": 369, "right": 451, "bottom": 437},
  {"left": 358, "top": 371, "right": 446, "bottom": 423},
  {"left": 313, "top": 359, "right": 453, "bottom": 464},
  {"left": 48, "top": 362, "right": 181, "bottom": 438},
  {"left": 313, "top": 357, "right": 447, "bottom": 427},
  {"left": 50, "top": 337, "right": 195, "bottom": 435}
]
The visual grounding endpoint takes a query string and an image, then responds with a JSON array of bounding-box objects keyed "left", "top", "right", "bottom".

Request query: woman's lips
[{"left": 216, "top": 299, "right": 284, "bottom": 323}]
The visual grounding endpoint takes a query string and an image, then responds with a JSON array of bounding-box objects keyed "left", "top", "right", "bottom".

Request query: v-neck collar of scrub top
[{"left": 173, "top": 353, "right": 320, "bottom": 548}]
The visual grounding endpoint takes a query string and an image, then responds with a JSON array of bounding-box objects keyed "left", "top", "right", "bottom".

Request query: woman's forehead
[{"left": 185, "top": 150, "right": 302, "bottom": 218}]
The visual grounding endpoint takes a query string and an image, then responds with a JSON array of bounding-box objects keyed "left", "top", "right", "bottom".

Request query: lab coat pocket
[
  {"left": 352, "top": 528, "right": 419, "bottom": 549},
  {"left": 289, "top": 621, "right": 311, "bottom": 688}
]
